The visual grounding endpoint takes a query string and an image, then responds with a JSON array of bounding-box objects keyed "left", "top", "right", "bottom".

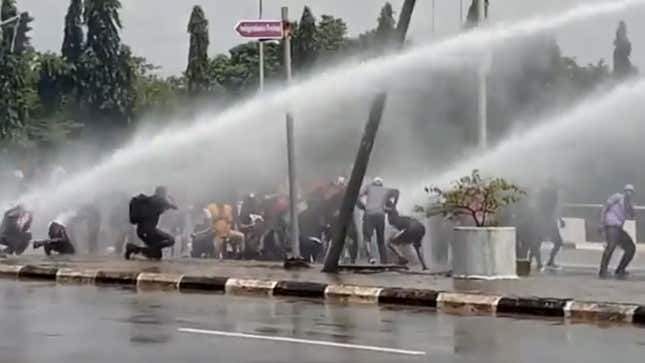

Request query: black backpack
[{"left": 129, "top": 194, "right": 149, "bottom": 225}]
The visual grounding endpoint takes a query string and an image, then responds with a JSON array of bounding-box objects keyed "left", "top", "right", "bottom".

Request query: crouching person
[
  {"left": 0, "top": 205, "right": 33, "bottom": 255},
  {"left": 33, "top": 210, "right": 77, "bottom": 256},
  {"left": 386, "top": 207, "right": 428, "bottom": 270},
  {"left": 191, "top": 209, "right": 215, "bottom": 258}
]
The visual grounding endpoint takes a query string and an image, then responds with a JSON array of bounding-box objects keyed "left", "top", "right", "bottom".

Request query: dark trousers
[
  {"left": 45, "top": 222, "right": 76, "bottom": 255},
  {"left": 136, "top": 224, "right": 175, "bottom": 260},
  {"left": 600, "top": 226, "right": 636, "bottom": 274},
  {"left": 0, "top": 232, "right": 31, "bottom": 255},
  {"left": 542, "top": 219, "right": 563, "bottom": 265},
  {"left": 363, "top": 213, "right": 387, "bottom": 264}
]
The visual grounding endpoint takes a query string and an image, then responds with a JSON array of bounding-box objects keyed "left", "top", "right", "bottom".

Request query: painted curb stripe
[
  {"left": 632, "top": 306, "right": 645, "bottom": 325},
  {"left": 94, "top": 270, "right": 139, "bottom": 285},
  {"left": 18, "top": 265, "right": 59, "bottom": 280},
  {"left": 437, "top": 293, "right": 502, "bottom": 314},
  {"left": 178, "top": 275, "right": 229, "bottom": 292},
  {"left": 325, "top": 285, "right": 382, "bottom": 304},
  {"left": 273, "top": 280, "right": 328, "bottom": 298},
  {"left": 225, "top": 278, "right": 278, "bottom": 295},
  {"left": 136, "top": 272, "right": 183, "bottom": 289},
  {"left": 378, "top": 288, "right": 440, "bottom": 307},
  {"left": 0, "top": 264, "right": 25, "bottom": 276},
  {"left": 497, "top": 297, "right": 569, "bottom": 317},
  {"left": 55, "top": 268, "right": 98, "bottom": 283},
  {"left": 564, "top": 301, "right": 639, "bottom": 323}
]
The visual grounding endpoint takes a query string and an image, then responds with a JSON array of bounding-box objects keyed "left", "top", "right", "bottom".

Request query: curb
[{"left": 1, "top": 263, "right": 644, "bottom": 326}]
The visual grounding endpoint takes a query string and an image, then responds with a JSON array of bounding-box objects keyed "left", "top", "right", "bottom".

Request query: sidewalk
[{"left": 1, "top": 256, "right": 644, "bottom": 325}]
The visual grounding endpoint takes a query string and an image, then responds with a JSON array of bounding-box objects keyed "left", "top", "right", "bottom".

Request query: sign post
[
  {"left": 258, "top": 0, "right": 264, "bottom": 93},
  {"left": 234, "top": 20, "right": 284, "bottom": 39}
]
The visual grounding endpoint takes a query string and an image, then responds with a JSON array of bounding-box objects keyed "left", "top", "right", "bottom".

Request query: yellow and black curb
[{"left": 2, "top": 263, "right": 644, "bottom": 325}]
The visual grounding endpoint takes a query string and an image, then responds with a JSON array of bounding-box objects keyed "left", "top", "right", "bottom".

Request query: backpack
[{"left": 129, "top": 194, "right": 149, "bottom": 225}]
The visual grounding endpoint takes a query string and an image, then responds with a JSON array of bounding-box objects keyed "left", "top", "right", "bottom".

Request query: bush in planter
[{"left": 417, "top": 170, "right": 525, "bottom": 227}]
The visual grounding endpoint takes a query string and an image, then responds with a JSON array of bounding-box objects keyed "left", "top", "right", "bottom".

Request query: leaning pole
[{"left": 323, "top": 0, "right": 417, "bottom": 273}]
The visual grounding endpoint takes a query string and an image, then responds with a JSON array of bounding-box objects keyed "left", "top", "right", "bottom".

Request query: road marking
[{"left": 178, "top": 328, "right": 426, "bottom": 356}]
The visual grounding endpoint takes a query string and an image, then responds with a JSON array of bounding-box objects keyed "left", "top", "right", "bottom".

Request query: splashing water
[
  {"left": 15, "top": 0, "right": 645, "bottom": 216},
  {"left": 401, "top": 77, "right": 645, "bottom": 209}
]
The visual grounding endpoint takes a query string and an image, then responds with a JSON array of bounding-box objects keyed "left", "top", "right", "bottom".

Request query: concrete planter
[{"left": 452, "top": 226, "right": 517, "bottom": 280}]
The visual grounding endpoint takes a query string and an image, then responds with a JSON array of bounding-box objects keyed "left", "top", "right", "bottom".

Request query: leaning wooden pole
[{"left": 323, "top": 0, "right": 417, "bottom": 273}]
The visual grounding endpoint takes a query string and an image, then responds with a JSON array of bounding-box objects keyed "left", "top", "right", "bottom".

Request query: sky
[{"left": 16, "top": 0, "right": 645, "bottom": 76}]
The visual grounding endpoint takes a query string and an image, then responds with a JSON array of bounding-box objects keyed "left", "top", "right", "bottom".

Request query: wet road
[{"left": 1, "top": 280, "right": 645, "bottom": 363}]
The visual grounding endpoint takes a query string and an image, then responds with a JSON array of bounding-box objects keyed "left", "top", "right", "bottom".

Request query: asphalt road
[{"left": 1, "top": 280, "right": 645, "bottom": 363}]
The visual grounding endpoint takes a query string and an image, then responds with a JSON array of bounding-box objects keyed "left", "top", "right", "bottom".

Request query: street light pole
[
  {"left": 477, "top": 0, "right": 488, "bottom": 149},
  {"left": 258, "top": 0, "right": 265, "bottom": 93},
  {"left": 282, "top": 6, "right": 302, "bottom": 261}
]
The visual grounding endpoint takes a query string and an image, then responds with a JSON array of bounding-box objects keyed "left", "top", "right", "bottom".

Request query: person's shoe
[
  {"left": 536, "top": 264, "right": 544, "bottom": 272},
  {"left": 124, "top": 243, "right": 139, "bottom": 260},
  {"left": 397, "top": 257, "right": 409, "bottom": 266},
  {"left": 598, "top": 270, "right": 609, "bottom": 279},
  {"left": 33, "top": 241, "right": 43, "bottom": 249},
  {"left": 368, "top": 258, "right": 376, "bottom": 265},
  {"left": 546, "top": 262, "right": 562, "bottom": 270},
  {"left": 43, "top": 244, "right": 52, "bottom": 256},
  {"left": 615, "top": 270, "right": 630, "bottom": 279}
]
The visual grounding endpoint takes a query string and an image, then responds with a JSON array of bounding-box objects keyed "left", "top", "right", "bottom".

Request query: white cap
[
  {"left": 373, "top": 177, "right": 384, "bottom": 186},
  {"left": 625, "top": 184, "right": 635, "bottom": 192}
]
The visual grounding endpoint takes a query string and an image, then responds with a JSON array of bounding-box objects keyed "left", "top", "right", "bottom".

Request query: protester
[
  {"left": 599, "top": 184, "right": 636, "bottom": 278},
  {"left": 357, "top": 177, "right": 400, "bottom": 264},
  {"left": 537, "top": 180, "right": 565, "bottom": 269},
  {"left": 0, "top": 205, "right": 33, "bottom": 255},
  {"left": 385, "top": 205, "right": 428, "bottom": 270},
  {"left": 238, "top": 193, "right": 264, "bottom": 259},
  {"left": 33, "top": 210, "right": 78, "bottom": 256},
  {"left": 125, "top": 186, "right": 178, "bottom": 260},
  {"left": 208, "top": 203, "right": 245, "bottom": 259},
  {"left": 190, "top": 208, "right": 215, "bottom": 258}
]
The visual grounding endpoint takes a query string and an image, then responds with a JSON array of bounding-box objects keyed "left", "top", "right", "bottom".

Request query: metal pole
[
  {"left": 477, "top": 0, "right": 487, "bottom": 149},
  {"left": 322, "top": 0, "right": 417, "bottom": 273},
  {"left": 432, "top": 0, "right": 436, "bottom": 33},
  {"left": 258, "top": 0, "right": 265, "bottom": 93},
  {"left": 282, "top": 6, "right": 301, "bottom": 259}
]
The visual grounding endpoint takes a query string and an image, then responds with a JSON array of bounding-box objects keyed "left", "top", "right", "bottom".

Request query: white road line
[{"left": 178, "top": 328, "right": 427, "bottom": 356}]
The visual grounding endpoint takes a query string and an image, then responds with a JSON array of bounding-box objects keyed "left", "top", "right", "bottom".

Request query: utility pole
[
  {"left": 258, "top": 0, "right": 265, "bottom": 93},
  {"left": 282, "top": 6, "right": 302, "bottom": 262},
  {"left": 322, "top": 0, "right": 417, "bottom": 273},
  {"left": 477, "top": 0, "right": 488, "bottom": 149},
  {"left": 0, "top": 14, "right": 21, "bottom": 53},
  {"left": 432, "top": 0, "right": 436, "bottom": 33}
]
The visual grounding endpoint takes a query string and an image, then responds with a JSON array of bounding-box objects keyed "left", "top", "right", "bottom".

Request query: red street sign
[{"left": 235, "top": 20, "right": 284, "bottom": 39}]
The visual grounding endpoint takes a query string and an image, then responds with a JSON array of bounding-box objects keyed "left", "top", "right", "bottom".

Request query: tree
[
  {"left": 211, "top": 41, "right": 281, "bottom": 95},
  {"left": 36, "top": 53, "right": 68, "bottom": 114},
  {"left": 80, "top": 0, "right": 135, "bottom": 130},
  {"left": 317, "top": 15, "right": 347, "bottom": 59},
  {"left": 62, "top": 0, "right": 84, "bottom": 64},
  {"left": 1, "top": 0, "right": 17, "bottom": 52},
  {"left": 613, "top": 20, "right": 636, "bottom": 79},
  {"left": 374, "top": 2, "right": 396, "bottom": 47},
  {"left": 465, "top": 0, "right": 489, "bottom": 29},
  {"left": 13, "top": 12, "right": 33, "bottom": 55},
  {"left": 186, "top": 5, "right": 210, "bottom": 96},
  {"left": 293, "top": 6, "right": 319, "bottom": 72}
]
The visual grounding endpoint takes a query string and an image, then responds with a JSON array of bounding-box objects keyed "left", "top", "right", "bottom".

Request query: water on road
[{"left": 1, "top": 280, "right": 644, "bottom": 363}]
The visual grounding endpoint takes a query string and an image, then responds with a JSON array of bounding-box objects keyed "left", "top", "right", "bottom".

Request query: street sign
[{"left": 235, "top": 20, "right": 283, "bottom": 39}]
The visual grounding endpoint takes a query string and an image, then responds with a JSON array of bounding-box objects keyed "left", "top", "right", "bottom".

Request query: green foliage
[
  {"left": 317, "top": 15, "right": 347, "bottom": 59},
  {"left": 36, "top": 52, "right": 68, "bottom": 114},
  {"left": 613, "top": 20, "right": 637, "bottom": 79},
  {"left": 186, "top": 5, "right": 210, "bottom": 96},
  {"left": 13, "top": 12, "right": 33, "bottom": 55},
  {"left": 62, "top": 0, "right": 84, "bottom": 64},
  {"left": 211, "top": 42, "right": 282, "bottom": 95},
  {"left": 465, "top": 0, "right": 489, "bottom": 29},
  {"left": 0, "top": 53, "right": 29, "bottom": 141},
  {"left": 422, "top": 170, "right": 525, "bottom": 227},
  {"left": 293, "top": 6, "right": 319, "bottom": 72}
]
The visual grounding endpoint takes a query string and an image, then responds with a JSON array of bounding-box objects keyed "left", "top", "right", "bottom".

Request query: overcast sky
[{"left": 17, "top": 0, "right": 645, "bottom": 76}]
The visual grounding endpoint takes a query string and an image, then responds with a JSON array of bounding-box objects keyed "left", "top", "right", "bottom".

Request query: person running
[
  {"left": 357, "top": 177, "right": 399, "bottom": 264},
  {"left": 33, "top": 210, "right": 78, "bottom": 256},
  {"left": 125, "top": 186, "right": 178, "bottom": 260},
  {"left": 537, "top": 180, "right": 565, "bottom": 269},
  {"left": 599, "top": 184, "right": 636, "bottom": 278},
  {"left": 0, "top": 205, "right": 33, "bottom": 256},
  {"left": 385, "top": 206, "right": 428, "bottom": 270}
]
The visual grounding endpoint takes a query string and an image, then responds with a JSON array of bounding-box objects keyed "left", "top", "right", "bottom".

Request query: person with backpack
[
  {"left": 385, "top": 205, "right": 428, "bottom": 270},
  {"left": 125, "top": 186, "right": 178, "bottom": 260},
  {"left": 357, "top": 177, "right": 400, "bottom": 264}
]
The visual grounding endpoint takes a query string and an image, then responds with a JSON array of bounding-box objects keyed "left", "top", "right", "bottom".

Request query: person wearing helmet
[
  {"left": 385, "top": 205, "right": 428, "bottom": 270},
  {"left": 357, "top": 177, "right": 400, "bottom": 264},
  {"left": 599, "top": 184, "right": 636, "bottom": 278}
]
